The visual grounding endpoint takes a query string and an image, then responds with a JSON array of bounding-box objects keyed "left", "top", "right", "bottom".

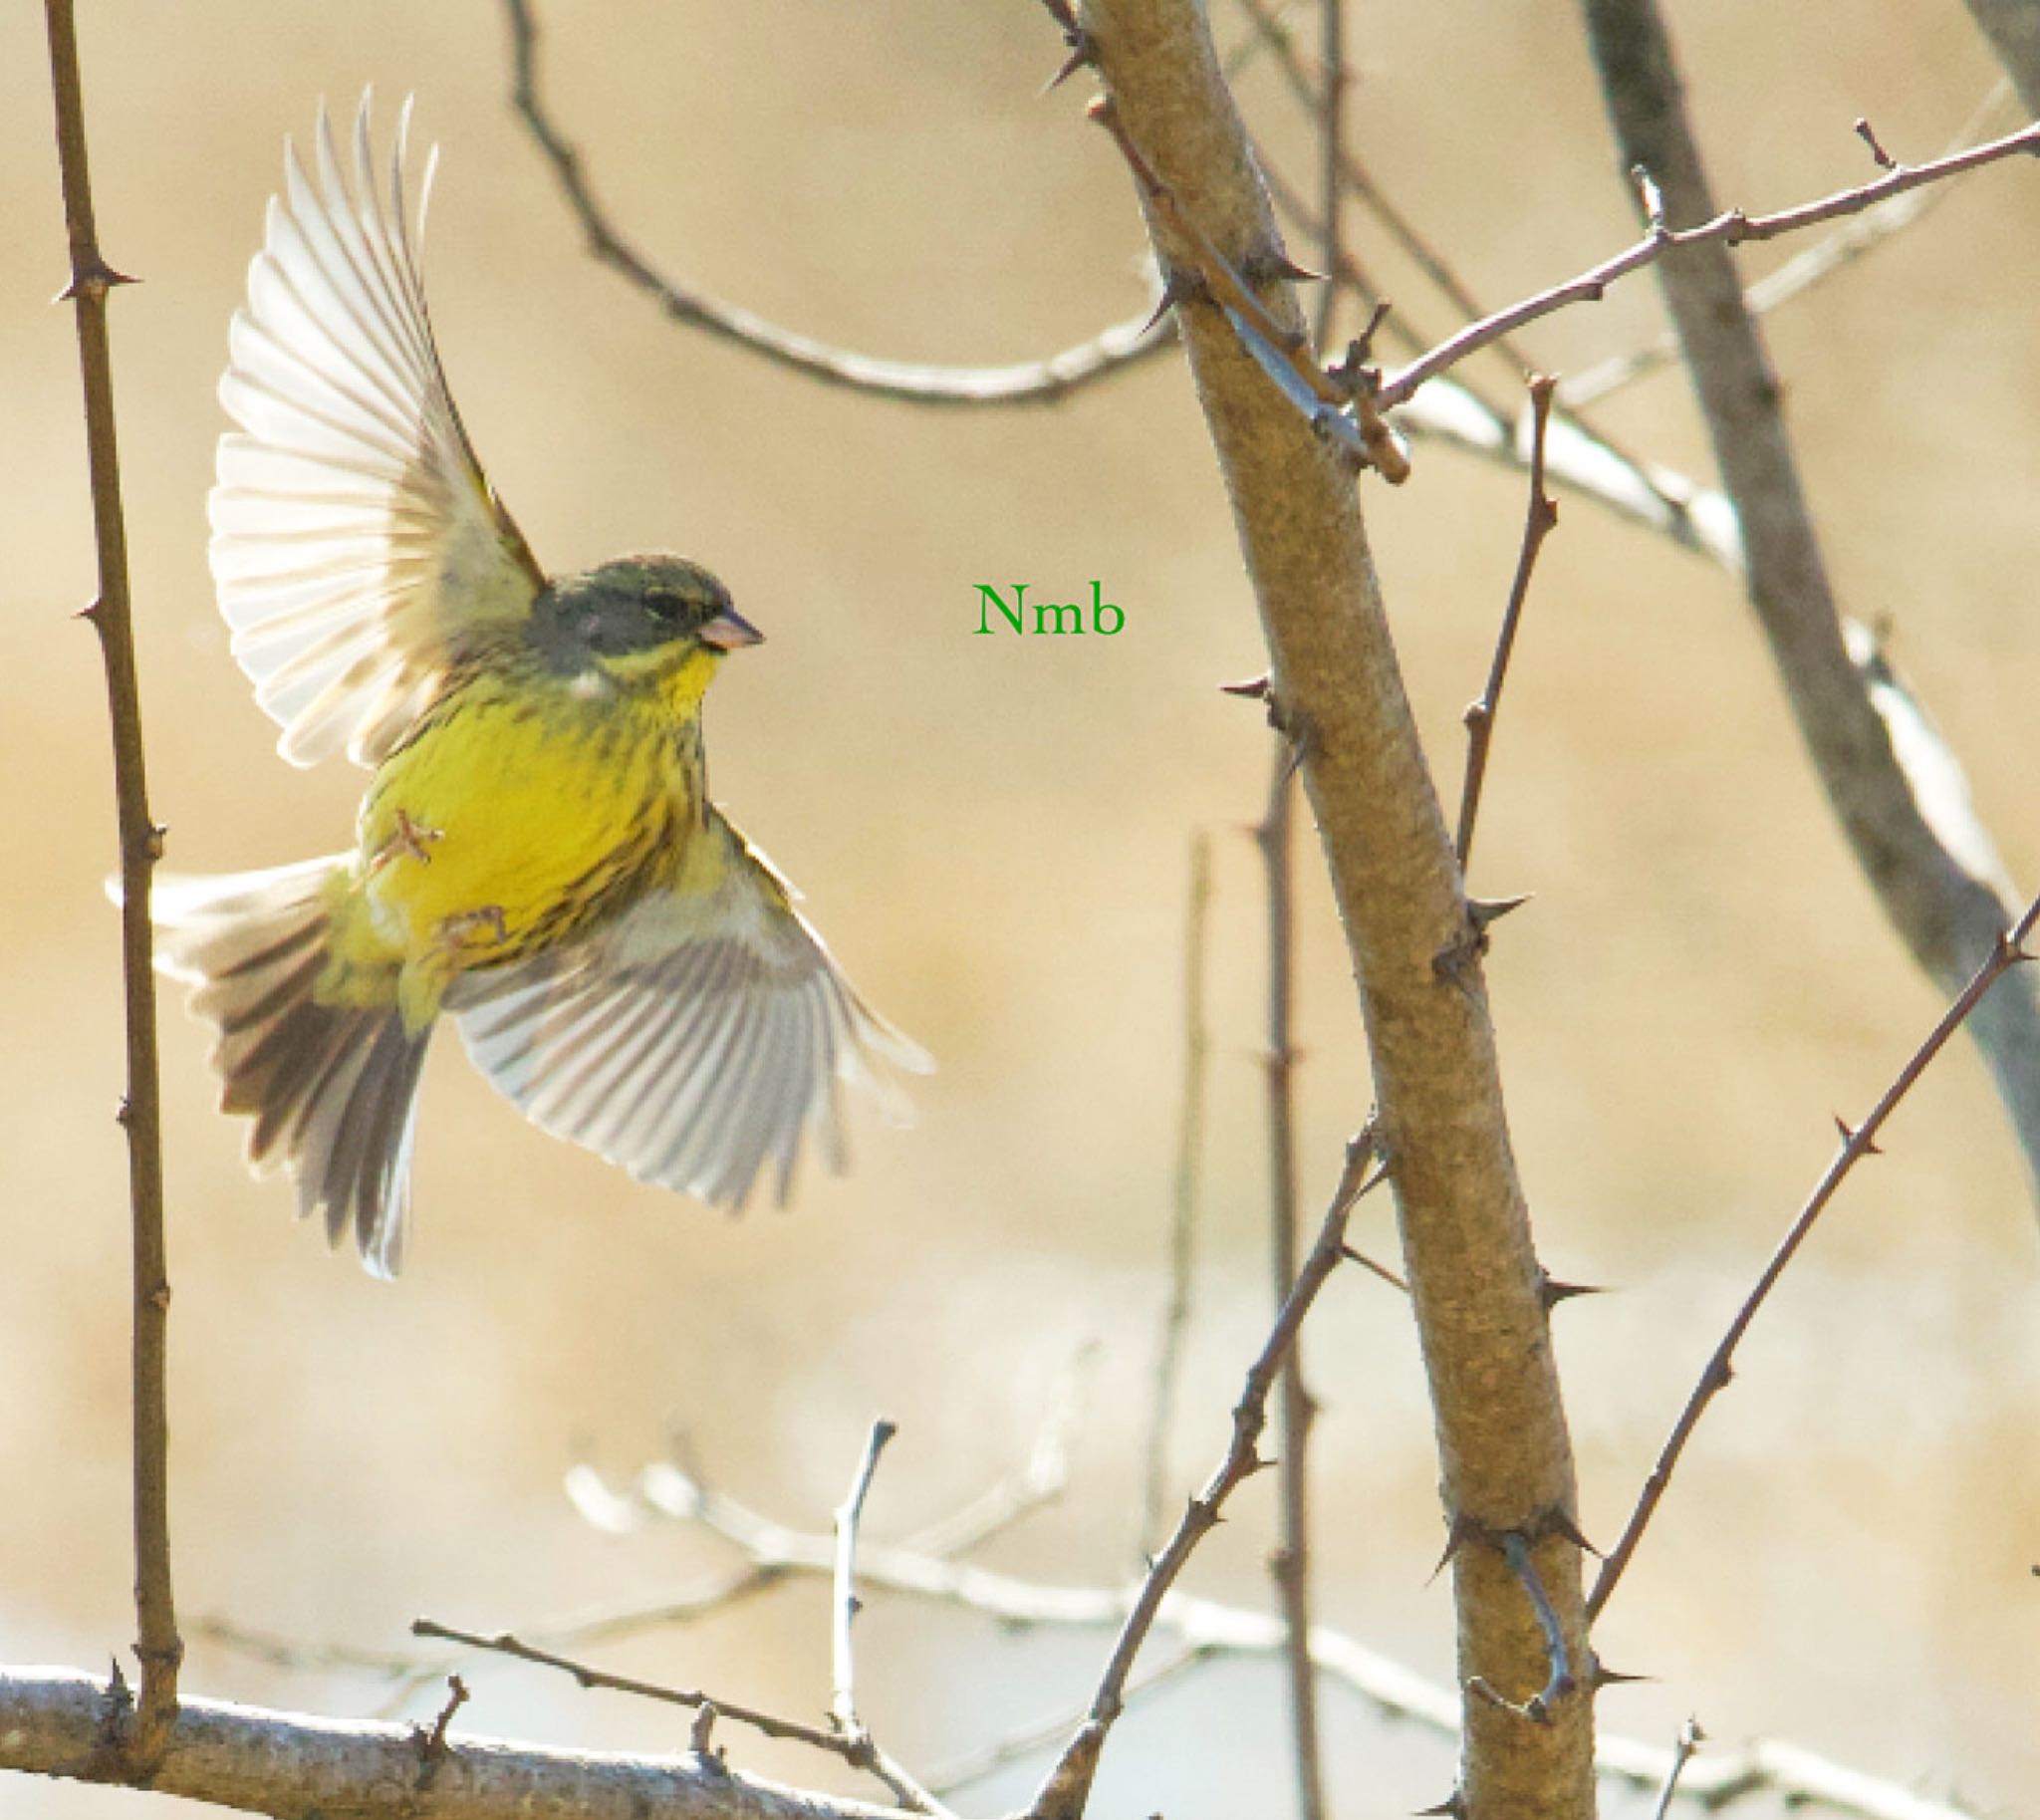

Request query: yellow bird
[{"left": 154, "top": 96, "right": 928, "bottom": 1277}]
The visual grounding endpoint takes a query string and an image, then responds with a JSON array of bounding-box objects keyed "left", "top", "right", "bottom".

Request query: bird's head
[{"left": 532, "top": 554, "right": 763, "bottom": 693}]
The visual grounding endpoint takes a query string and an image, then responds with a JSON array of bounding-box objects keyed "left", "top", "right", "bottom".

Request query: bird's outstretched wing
[
  {"left": 449, "top": 811, "right": 931, "bottom": 1210},
  {"left": 210, "top": 91, "right": 544, "bottom": 769}
]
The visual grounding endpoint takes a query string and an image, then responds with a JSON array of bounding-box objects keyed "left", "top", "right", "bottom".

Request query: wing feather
[
  {"left": 210, "top": 91, "right": 544, "bottom": 770},
  {"left": 449, "top": 814, "right": 929, "bottom": 1211}
]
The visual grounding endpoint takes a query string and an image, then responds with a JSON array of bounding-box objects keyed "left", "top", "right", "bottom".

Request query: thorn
[
  {"left": 115, "top": 1096, "right": 134, "bottom": 1129},
  {"left": 1541, "top": 1507, "right": 1603, "bottom": 1557},
  {"left": 1042, "top": 31, "right": 1095, "bottom": 93},
  {"left": 1220, "top": 672, "right": 1271, "bottom": 699},
  {"left": 1430, "top": 1511, "right": 1480, "bottom": 1582},
  {"left": 76, "top": 597, "right": 103, "bottom": 623},
  {"left": 108, "top": 1657, "right": 130, "bottom": 1702},
  {"left": 1246, "top": 249, "right": 1324, "bottom": 285},
  {"left": 1137, "top": 269, "right": 1192, "bottom": 337},
  {"left": 1539, "top": 1272, "right": 1605, "bottom": 1311},
  {"left": 1854, "top": 117, "right": 1897, "bottom": 170},
  {"left": 1412, "top": 1794, "right": 1464, "bottom": 1818},
  {"left": 1591, "top": 1661, "right": 1653, "bottom": 1690},
  {"left": 55, "top": 259, "right": 139, "bottom": 304},
  {"left": 1833, "top": 1114, "right": 1884, "bottom": 1155},
  {"left": 1466, "top": 893, "right": 1532, "bottom": 930}
]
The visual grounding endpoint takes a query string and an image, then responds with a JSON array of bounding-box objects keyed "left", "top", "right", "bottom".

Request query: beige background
[{"left": 3, "top": 2, "right": 2037, "bottom": 1814}]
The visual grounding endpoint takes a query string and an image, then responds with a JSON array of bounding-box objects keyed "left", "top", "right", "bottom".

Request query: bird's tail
[{"left": 147, "top": 858, "right": 428, "bottom": 1278}]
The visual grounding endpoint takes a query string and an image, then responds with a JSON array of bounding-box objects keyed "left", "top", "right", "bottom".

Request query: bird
[{"left": 149, "top": 93, "right": 928, "bottom": 1278}]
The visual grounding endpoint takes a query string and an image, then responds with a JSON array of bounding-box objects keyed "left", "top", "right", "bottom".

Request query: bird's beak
[{"left": 699, "top": 607, "right": 764, "bottom": 651}]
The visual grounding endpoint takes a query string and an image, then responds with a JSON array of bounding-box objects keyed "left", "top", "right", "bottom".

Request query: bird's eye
[{"left": 642, "top": 587, "right": 685, "bottom": 623}]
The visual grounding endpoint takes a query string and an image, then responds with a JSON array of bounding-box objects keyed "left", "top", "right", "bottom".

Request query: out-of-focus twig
[
  {"left": 1313, "top": 0, "right": 1345, "bottom": 351},
  {"left": 546, "top": 1468, "right": 1975, "bottom": 1820},
  {"left": 1140, "top": 834, "right": 1213, "bottom": 1561},
  {"left": 502, "top": 0, "right": 1172, "bottom": 405},
  {"left": 1964, "top": 0, "right": 2040, "bottom": 115},
  {"left": 1455, "top": 376, "right": 1559, "bottom": 873},
  {"left": 43, "top": 0, "right": 179, "bottom": 1770},
  {"left": 1590, "top": 889, "right": 2040, "bottom": 1620},
  {"left": 925, "top": 1645, "right": 1211, "bottom": 1798},
  {"left": 1255, "top": 746, "right": 1326, "bottom": 1820}
]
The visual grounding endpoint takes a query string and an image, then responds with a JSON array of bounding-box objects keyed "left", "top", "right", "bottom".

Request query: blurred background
[{"left": 4, "top": 2, "right": 2037, "bottom": 1813}]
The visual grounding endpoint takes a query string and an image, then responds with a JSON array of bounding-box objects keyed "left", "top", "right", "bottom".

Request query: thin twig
[
  {"left": 1313, "top": 0, "right": 1345, "bottom": 352},
  {"left": 501, "top": 0, "right": 1172, "bottom": 406},
  {"left": 42, "top": 0, "right": 178, "bottom": 1767},
  {"left": 1140, "top": 834, "right": 1214, "bottom": 1561},
  {"left": 1026, "top": 1127, "right": 1379, "bottom": 1820},
  {"left": 826, "top": 1424, "right": 950, "bottom": 1819},
  {"left": 408, "top": 1617, "right": 934, "bottom": 1809},
  {"left": 1589, "top": 891, "right": 2040, "bottom": 1620},
  {"left": 1651, "top": 1718, "right": 1705, "bottom": 1820},
  {"left": 1466, "top": 1532, "right": 1574, "bottom": 1722},
  {"left": 1560, "top": 81, "right": 2010, "bottom": 409},
  {"left": 1255, "top": 747, "right": 1326, "bottom": 1820},
  {"left": 1376, "top": 116, "right": 2040, "bottom": 411},
  {"left": 1455, "top": 375, "right": 1559, "bottom": 873},
  {"left": 925, "top": 1645, "right": 1211, "bottom": 1798}
]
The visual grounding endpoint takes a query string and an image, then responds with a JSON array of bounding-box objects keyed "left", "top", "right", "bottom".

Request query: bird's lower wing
[{"left": 447, "top": 812, "right": 928, "bottom": 1210}]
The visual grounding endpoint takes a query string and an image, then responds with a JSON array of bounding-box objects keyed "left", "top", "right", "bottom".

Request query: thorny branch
[
  {"left": 43, "top": 0, "right": 180, "bottom": 1769},
  {"left": 1255, "top": 745, "right": 1327, "bottom": 1820},
  {"left": 529, "top": 1448, "right": 1976, "bottom": 1820},
  {"left": 1590, "top": 890, "right": 2040, "bottom": 1620},
  {"left": 1026, "top": 1128, "right": 1380, "bottom": 1820},
  {"left": 1374, "top": 115, "right": 2040, "bottom": 411}
]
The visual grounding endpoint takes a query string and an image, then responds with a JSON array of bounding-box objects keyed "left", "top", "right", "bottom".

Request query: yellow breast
[{"left": 334, "top": 659, "right": 704, "bottom": 1028}]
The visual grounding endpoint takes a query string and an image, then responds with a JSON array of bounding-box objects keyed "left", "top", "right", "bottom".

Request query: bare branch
[
  {"left": 1376, "top": 115, "right": 2040, "bottom": 412},
  {"left": 1590, "top": 891, "right": 2040, "bottom": 1620},
  {"left": 1313, "top": 0, "right": 1346, "bottom": 352},
  {"left": 824, "top": 1424, "right": 948, "bottom": 1818},
  {"left": 1026, "top": 1128, "right": 1376, "bottom": 1820},
  {"left": 409, "top": 1618, "right": 865, "bottom": 1768},
  {"left": 1455, "top": 376, "right": 1559, "bottom": 874},
  {"left": 557, "top": 1483, "right": 1976, "bottom": 1820},
  {"left": 1561, "top": 82, "right": 2010, "bottom": 409},
  {"left": 1651, "top": 1719, "right": 1705, "bottom": 1820},
  {"left": 1577, "top": 0, "right": 2040, "bottom": 1206},
  {"left": 1254, "top": 746, "right": 1326, "bottom": 1820},
  {"left": 1140, "top": 833, "right": 1213, "bottom": 1560},
  {"left": 500, "top": 0, "right": 1172, "bottom": 407},
  {"left": 41, "top": 0, "right": 178, "bottom": 1766},
  {"left": 0, "top": 1666, "right": 914, "bottom": 1820}
]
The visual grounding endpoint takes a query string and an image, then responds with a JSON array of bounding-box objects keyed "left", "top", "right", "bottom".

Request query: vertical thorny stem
[
  {"left": 43, "top": 0, "right": 180, "bottom": 1764},
  {"left": 1258, "top": 749, "right": 1327, "bottom": 1820},
  {"left": 1072, "top": 4, "right": 1595, "bottom": 1815}
]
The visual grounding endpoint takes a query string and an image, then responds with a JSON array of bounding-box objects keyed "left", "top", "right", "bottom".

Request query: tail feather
[{"left": 147, "top": 859, "right": 429, "bottom": 1278}]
